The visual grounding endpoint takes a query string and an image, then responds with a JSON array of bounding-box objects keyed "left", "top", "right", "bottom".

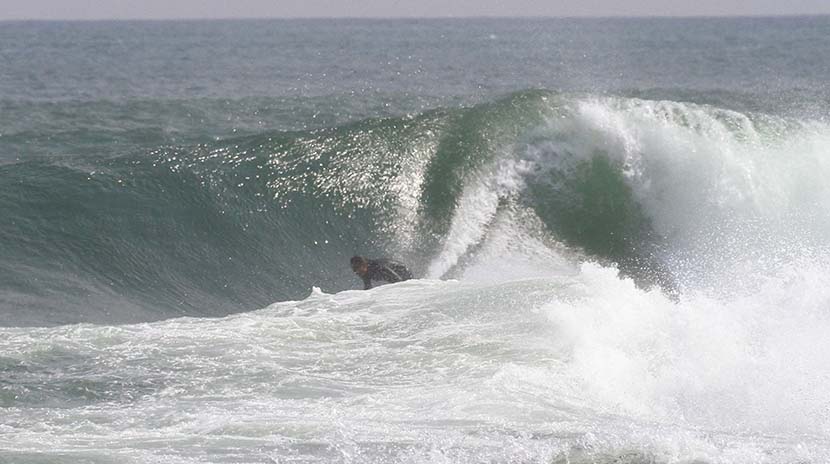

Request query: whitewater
[{"left": 3, "top": 17, "right": 830, "bottom": 464}]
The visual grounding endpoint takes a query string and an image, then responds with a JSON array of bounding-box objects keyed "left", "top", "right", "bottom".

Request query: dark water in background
[{"left": 1, "top": 17, "right": 829, "bottom": 326}]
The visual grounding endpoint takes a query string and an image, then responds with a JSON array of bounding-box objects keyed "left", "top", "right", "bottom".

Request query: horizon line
[{"left": 2, "top": 12, "right": 829, "bottom": 23}]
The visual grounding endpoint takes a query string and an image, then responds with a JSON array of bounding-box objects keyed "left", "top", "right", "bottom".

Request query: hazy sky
[{"left": 2, "top": 0, "right": 829, "bottom": 21}]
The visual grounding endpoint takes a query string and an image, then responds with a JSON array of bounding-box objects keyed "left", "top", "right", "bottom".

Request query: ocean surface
[{"left": 2, "top": 17, "right": 830, "bottom": 463}]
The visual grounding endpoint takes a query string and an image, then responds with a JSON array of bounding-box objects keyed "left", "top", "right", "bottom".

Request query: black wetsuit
[{"left": 360, "top": 259, "right": 413, "bottom": 289}]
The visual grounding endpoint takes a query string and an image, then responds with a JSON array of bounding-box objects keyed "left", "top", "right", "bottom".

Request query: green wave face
[
  {"left": 525, "top": 153, "right": 656, "bottom": 268},
  {"left": 4, "top": 91, "right": 828, "bottom": 325}
]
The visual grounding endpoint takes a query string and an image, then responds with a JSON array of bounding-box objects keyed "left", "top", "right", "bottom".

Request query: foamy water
[{"left": 4, "top": 260, "right": 829, "bottom": 463}]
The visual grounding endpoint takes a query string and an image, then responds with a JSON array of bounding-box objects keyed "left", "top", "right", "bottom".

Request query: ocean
[{"left": 2, "top": 17, "right": 830, "bottom": 463}]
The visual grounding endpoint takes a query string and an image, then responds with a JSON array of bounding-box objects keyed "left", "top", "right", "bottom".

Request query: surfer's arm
[{"left": 383, "top": 268, "right": 402, "bottom": 282}]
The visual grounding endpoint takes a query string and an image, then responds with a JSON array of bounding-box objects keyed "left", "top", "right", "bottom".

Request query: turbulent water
[{"left": 2, "top": 17, "right": 830, "bottom": 464}]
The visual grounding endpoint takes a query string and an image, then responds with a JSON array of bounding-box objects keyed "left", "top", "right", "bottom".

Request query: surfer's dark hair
[{"left": 350, "top": 256, "right": 366, "bottom": 268}]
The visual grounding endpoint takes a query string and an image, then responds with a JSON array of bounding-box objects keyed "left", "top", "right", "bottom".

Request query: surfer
[{"left": 350, "top": 256, "right": 413, "bottom": 290}]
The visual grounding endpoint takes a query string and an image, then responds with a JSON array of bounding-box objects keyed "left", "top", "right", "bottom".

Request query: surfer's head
[{"left": 350, "top": 256, "right": 368, "bottom": 276}]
